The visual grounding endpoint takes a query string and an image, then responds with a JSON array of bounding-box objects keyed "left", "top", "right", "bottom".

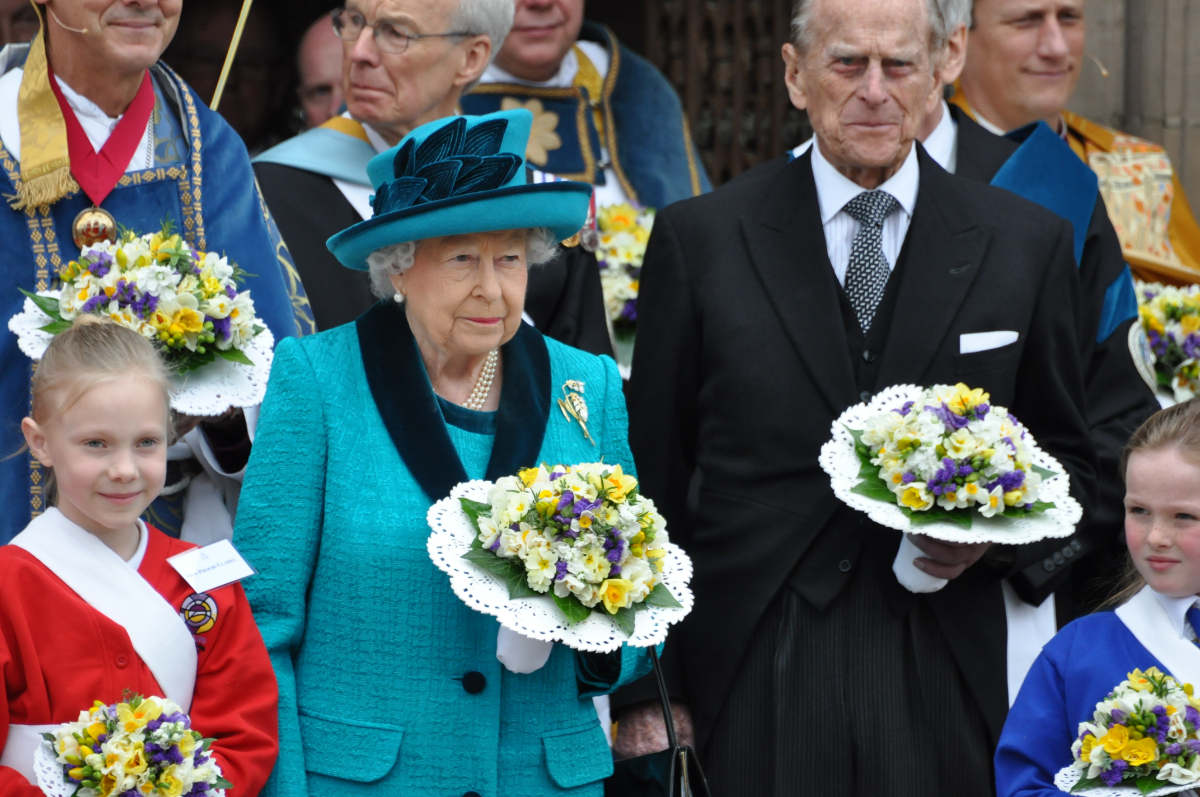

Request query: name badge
[{"left": 166, "top": 540, "right": 257, "bottom": 593}]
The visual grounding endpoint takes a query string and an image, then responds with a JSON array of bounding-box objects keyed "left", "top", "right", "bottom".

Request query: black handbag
[{"left": 604, "top": 648, "right": 712, "bottom": 797}]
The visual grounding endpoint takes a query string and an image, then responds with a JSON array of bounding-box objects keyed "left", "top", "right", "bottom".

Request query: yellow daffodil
[
  {"left": 155, "top": 765, "right": 187, "bottom": 797},
  {"left": 1183, "top": 314, "right": 1200, "bottom": 335},
  {"left": 117, "top": 700, "right": 162, "bottom": 734},
  {"left": 899, "top": 483, "right": 934, "bottom": 511},
  {"left": 599, "top": 202, "right": 640, "bottom": 233},
  {"left": 1128, "top": 667, "right": 1163, "bottom": 691},
  {"left": 519, "top": 467, "right": 542, "bottom": 488},
  {"left": 604, "top": 465, "right": 638, "bottom": 503},
  {"left": 1119, "top": 736, "right": 1158, "bottom": 766},
  {"left": 600, "top": 578, "right": 634, "bottom": 614},
  {"left": 947, "top": 383, "right": 991, "bottom": 415}
]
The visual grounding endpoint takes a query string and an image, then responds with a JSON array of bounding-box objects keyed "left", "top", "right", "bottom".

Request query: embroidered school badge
[{"left": 180, "top": 592, "right": 218, "bottom": 635}]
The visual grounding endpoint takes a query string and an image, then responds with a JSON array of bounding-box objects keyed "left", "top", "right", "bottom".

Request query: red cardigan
[{"left": 0, "top": 526, "right": 278, "bottom": 796}]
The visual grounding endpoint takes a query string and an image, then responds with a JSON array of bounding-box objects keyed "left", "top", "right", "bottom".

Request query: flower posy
[
  {"left": 595, "top": 202, "right": 655, "bottom": 332},
  {"left": 851, "top": 383, "right": 1055, "bottom": 527},
  {"left": 44, "top": 693, "right": 231, "bottom": 796},
  {"left": 459, "top": 462, "right": 681, "bottom": 635},
  {"left": 1070, "top": 667, "right": 1200, "bottom": 792},
  {"left": 1137, "top": 281, "right": 1200, "bottom": 401},
  {"left": 22, "top": 221, "right": 262, "bottom": 374}
]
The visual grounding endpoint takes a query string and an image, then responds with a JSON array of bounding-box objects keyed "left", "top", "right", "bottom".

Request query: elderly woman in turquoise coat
[{"left": 233, "top": 109, "right": 652, "bottom": 796}]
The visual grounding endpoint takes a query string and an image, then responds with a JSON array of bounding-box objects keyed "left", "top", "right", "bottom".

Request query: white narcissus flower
[
  {"left": 979, "top": 486, "right": 1006, "bottom": 518},
  {"left": 201, "top": 251, "right": 235, "bottom": 281},
  {"left": 943, "top": 428, "right": 981, "bottom": 459},
  {"left": 1158, "top": 762, "right": 1200, "bottom": 785},
  {"left": 203, "top": 293, "right": 234, "bottom": 319},
  {"left": 522, "top": 543, "right": 559, "bottom": 592},
  {"left": 476, "top": 516, "right": 500, "bottom": 550}
]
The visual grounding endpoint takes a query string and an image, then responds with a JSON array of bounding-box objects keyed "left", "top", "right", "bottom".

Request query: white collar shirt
[
  {"left": 810, "top": 136, "right": 920, "bottom": 286},
  {"left": 922, "top": 100, "right": 957, "bottom": 174},
  {"left": 1152, "top": 590, "right": 1200, "bottom": 642}
]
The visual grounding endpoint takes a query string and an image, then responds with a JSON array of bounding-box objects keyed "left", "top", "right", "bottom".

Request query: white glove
[
  {"left": 892, "top": 534, "right": 950, "bottom": 593},
  {"left": 496, "top": 626, "right": 554, "bottom": 673}
]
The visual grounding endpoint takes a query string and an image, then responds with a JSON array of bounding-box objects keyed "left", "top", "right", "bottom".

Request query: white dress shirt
[
  {"left": 921, "top": 101, "right": 958, "bottom": 173},
  {"left": 332, "top": 111, "right": 392, "bottom": 220},
  {"left": 1153, "top": 591, "right": 1200, "bottom": 643},
  {"left": 810, "top": 136, "right": 920, "bottom": 286},
  {"left": 0, "top": 67, "right": 153, "bottom": 171}
]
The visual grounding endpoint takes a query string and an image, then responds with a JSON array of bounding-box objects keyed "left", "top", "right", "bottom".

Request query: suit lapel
[
  {"left": 875, "top": 148, "right": 992, "bottom": 388},
  {"left": 357, "top": 303, "right": 554, "bottom": 501},
  {"left": 486, "top": 322, "right": 551, "bottom": 481},
  {"left": 742, "top": 152, "right": 858, "bottom": 415},
  {"left": 358, "top": 301, "right": 468, "bottom": 502}
]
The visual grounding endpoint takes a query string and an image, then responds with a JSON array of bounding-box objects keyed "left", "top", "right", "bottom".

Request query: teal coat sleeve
[{"left": 233, "top": 338, "right": 326, "bottom": 797}]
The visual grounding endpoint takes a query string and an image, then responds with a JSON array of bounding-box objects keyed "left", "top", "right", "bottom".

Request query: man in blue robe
[
  {"left": 462, "top": 0, "right": 710, "bottom": 211},
  {"left": 0, "top": 0, "right": 314, "bottom": 543}
]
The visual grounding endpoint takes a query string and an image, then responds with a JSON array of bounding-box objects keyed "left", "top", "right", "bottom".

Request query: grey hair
[
  {"left": 791, "top": 0, "right": 947, "bottom": 57},
  {"left": 452, "top": 0, "right": 515, "bottom": 92},
  {"left": 366, "top": 227, "right": 560, "bottom": 299},
  {"left": 936, "top": 0, "right": 972, "bottom": 31}
]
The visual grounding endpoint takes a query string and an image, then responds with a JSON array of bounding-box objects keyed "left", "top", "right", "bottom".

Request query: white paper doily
[
  {"left": 34, "top": 741, "right": 226, "bottom": 797},
  {"left": 9, "top": 293, "right": 274, "bottom": 417},
  {"left": 427, "top": 480, "right": 694, "bottom": 653},
  {"left": 1055, "top": 764, "right": 1197, "bottom": 796},
  {"left": 818, "top": 384, "right": 1084, "bottom": 544}
]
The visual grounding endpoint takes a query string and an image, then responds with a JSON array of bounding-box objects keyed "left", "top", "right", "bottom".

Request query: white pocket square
[{"left": 959, "top": 331, "right": 1019, "bottom": 354}]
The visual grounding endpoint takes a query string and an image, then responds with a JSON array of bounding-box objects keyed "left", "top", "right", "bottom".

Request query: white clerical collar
[
  {"left": 810, "top": 135, "right": 920, "bottom": 226},
  {"left": 480, "top": 40, "right": 610, "bottom": 88},
  {"left": 1152, "top": 590, "right": 1200, "bottom": 639},
  {"left": 922, "top": 100, "right": 958, "bottom": 173},
  {"left": 973, "top": 109, "right": 1008, "bottom": 136}
]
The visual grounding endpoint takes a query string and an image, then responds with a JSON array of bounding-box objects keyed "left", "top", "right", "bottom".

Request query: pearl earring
[{"left": 393, "top": 292, "right": 405, "bottom": 304}]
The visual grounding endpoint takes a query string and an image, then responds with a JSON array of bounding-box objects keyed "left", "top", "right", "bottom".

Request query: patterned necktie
[
  {"left": 1186, "top": 607, "right": 1200, "bottom": 647},
  {"left": 843, "top": 190, "right": 900, "bottom": 332}
]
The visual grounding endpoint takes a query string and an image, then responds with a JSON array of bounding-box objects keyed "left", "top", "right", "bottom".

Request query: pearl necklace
[{"left": 462, "top": 350, "right": 499, "bottom": 411}]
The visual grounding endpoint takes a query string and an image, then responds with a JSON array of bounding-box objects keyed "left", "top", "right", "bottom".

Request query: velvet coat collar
[{"left": 356, "top": 301, "right": 551, "bottom": 501}]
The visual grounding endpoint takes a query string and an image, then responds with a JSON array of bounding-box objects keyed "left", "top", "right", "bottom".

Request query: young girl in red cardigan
[{"left": 0, "top": 317, "right": 278, "bottom": 795}]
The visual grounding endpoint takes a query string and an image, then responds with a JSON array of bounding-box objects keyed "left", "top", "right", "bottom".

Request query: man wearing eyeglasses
[{"left": 254, "top": 0, "right": 503, "bottom": 332}]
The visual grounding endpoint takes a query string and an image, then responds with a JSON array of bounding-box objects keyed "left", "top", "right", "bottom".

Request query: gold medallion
[{"left": 71, "top": 206, "right": 117, "bottom": 249}]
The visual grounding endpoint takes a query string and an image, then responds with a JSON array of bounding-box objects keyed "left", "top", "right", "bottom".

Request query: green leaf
[
  {"left": 850, "top": 479, "right": 896, "bottom": 503},
  {"left": 461, "top": 548, "right": 539, "bottom": 599},
  {"left": 1002, "top": 501, "right": 1057, "bottom": 518},
  {"left": 553, "top": 592, "right": 592, "bottom": 625},
  {"left": 1031, "top": 464, "right": 1058, "bottom": 480},
  {"left": 215, "top": 347, "right": 255, "bottom": 366},
  {"left": 643, "top": 582, "right": 683, "bottom": 609},
  {"left": 1070, "top": 776, "right": 1104, "bottom": 793},
  {"left": 1136, "top": 775, "right": 1170, "bottom": 794},
  {"left": 19, "top": 288, "right": 63, "bottom": 322},
  {"left": 457, "top": 497, "right": 490, "bottom": 534},
  {"left": 215, "top": 775, "right": 234, "bottom": 789},
  {"left": 610, "top": 606, "right": 637, "bottom": 637},
  {"left": 901, "top": 504, "right": 974, "bottom": 528},
  {"left": 41, "top": 732, "right": 54, "bottom": 743},
  {"left": 39, "top": 320, "right": 73, "bottom": 335},
  {"left": 1158, "top": 370, "right": 1174, "bottom": 387}
]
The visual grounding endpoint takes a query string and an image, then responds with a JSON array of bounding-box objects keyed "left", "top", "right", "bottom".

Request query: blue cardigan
[
  {"left": 995, "top": 612, "right": 1170, "bottom": 797},
  {"left": 234, "top": 304, "right": 651, "bottom": 796}
]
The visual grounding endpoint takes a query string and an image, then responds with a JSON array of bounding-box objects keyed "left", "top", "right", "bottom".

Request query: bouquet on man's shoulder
[
  {"left": 19, "top": 222, "right": 261, "bottom": 374},
  {"left": 1064, "top": 667, "right": 1200, "bottom": 794},
  {"left": 458, "top": 462, "right": 682, "bottom": 637},
  {"left": 40, "top": 693, "right": 229, "bottom": 797},
  {"left": 1136, "top": 281, "right": 1200, "bottom": 402},
  {"left": 596, "top": 202, "right": 654, "bottom": 337}
]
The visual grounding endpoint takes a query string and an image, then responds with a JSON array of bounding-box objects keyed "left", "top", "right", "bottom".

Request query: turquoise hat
[{"left": 327, "top": 109, "right": 594, "bottom": 271}]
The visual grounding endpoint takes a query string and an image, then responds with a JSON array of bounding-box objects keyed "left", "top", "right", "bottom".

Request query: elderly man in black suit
[{"left": 611, "top": 0, "right": 1098, "bottom": 793}]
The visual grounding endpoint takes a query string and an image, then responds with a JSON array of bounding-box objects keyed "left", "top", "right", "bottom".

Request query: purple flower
[
  {"left": 1100, "top": 760, "right": 1128, "bottom": 786},
  {"left": 555, "top": 561, "right": 568, "bottom": 581},
  {"left": 607, "top": 549, "right": 621, "bottom": 563},
  {"left": 225, "top": 284, "right": 237, "bottom": 299},
  {"left": 901, "top": 472, "right": 916, "bottom": 484},
  {"left": 925, "top": 402, "right": 969, "bottom": 431},
  {"left": 549, "top": 470, "right": 566, "bottom": 481},
  {"left": 1153, "top": 705, "right": 1168, "bottom": 717},
  {"left": 609, "top": 563, "right": 622, "bottom": 577},
  {"left": 620, "top": 299, "right": 637, "bottom": 322},
  {"left": 1110, "top": 709, "right": 1125, "bottom": 724},
  {"left": 489, "top": 538, "right": 501, "bottom": 552},
  {"left": 81, "top": 295, "right": 106, "bottom": 313},
  {"left": 1187, "top": 706, "right": 1199, "bottom": 727},
  {"left": 1185, "top": 739, "right": 1200, "bottom": 754},
  {"left": 1167, "top": 743, "right": 1183, "bottom": 756},
  {"left": 973, "top": 402, "right": 990, "bottom": 419},
  {"left": 557, "top": 491, "right": 575, "bottom": 511},
  {"left": 208, "top": 314, "right": 231, "bottom": 340}
]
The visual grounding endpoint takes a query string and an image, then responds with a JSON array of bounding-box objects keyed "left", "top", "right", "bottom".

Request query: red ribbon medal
[{"left": 46, "top": 67, "right": 155, "bottom": 207}]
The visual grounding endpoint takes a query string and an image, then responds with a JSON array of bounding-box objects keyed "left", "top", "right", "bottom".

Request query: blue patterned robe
[{"left": 0, "top": 45, "right": 314, "bottom": 541}]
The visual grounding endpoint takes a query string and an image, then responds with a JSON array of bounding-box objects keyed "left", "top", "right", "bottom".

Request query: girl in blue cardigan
[{"left": 997, "top": 397, "right": 1200, "bottom": 796}]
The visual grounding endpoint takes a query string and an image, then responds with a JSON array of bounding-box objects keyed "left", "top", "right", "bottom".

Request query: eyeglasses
[{"left": 331, "top": 7, "right": 475, "bottom": 54}]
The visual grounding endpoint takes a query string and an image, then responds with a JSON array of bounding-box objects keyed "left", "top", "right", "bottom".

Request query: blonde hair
[
  {"left": 1105, "top": 398, "right": 1200, "bottom": 607},
  {"left": 31, "top": 315, "right": 173, "bottom": 425}
]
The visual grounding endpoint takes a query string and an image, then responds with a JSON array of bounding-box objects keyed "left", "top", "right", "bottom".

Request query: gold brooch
[{"left": 558, "top": 380, "right": 595, "bottom": 446}]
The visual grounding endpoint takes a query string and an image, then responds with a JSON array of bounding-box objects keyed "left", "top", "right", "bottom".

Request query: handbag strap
[{"left": 649, "top": 646, "right": 679, "bottom": 750}]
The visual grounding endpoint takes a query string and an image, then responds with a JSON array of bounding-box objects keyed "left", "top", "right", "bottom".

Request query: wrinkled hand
[
  {"left": 909, "top": 535, "right": 992, "bottom": 581},
  {"left": 613, "top": 701, "right": 694, "bottom": 760}
]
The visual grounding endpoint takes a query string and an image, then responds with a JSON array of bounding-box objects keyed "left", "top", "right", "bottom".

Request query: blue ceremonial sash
[
  {"left": 254, "top": 125, "right": 377, "bottom": 187},
  {"left": 994, "top": 122, "right": 1095, "bottom": 266},
  {"left": 995, "top": 122, "right": 1135, "bottom": 343}
]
